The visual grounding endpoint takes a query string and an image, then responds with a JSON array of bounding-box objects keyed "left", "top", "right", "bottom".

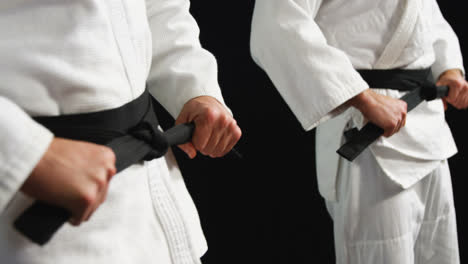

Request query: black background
[{"left": 157, "top": 1, "right": 467, "bottom": 263}]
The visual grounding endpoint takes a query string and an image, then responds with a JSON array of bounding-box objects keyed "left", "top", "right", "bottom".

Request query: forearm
[
  {"left": 250, "top": 0, "right": 368, "bottom": 130},
  {"left": 431, "top": 0, "right": 465, "bottom": 80},
  {"left": 145, "top": 0, "right": 229, "bottom": 119}
]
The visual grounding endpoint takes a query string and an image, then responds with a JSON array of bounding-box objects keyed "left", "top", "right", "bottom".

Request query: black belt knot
[
  {"left": 129, "top": 119, "right": 169, "bottom": 160},
  {"left": 15, "top": 89, "right": 196, "bottom": 245}
]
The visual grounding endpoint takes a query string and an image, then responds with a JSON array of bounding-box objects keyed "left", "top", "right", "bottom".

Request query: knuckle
[
  {"left": 455, "top": 79, "right": 464, "bottom": 87},
  {"left": 401, "top": 102, "right": 408, "bottom": 112},
  {"left": 220, "top": 116, "right": 230, "bottom": 128},
  {"left": 204, "top": 108, "right": 219, "bottom": 124},
  {"left": 233, "top": 128, "right": 242, "bottom": 141},
  {"left": 192, "top": 139, "right": 204, "bottom": 151},
  {"left": 95, "top": 176, "right": 107, "bottom": 190},
  {"left": 101, "top": 146, "right": 116, "bottom": 162},
  {"left": 79, "top": 190, "right": 98, "bottom": 208},
  {"left": 229, "top": 122, "right": 241, "bottom": 134}
]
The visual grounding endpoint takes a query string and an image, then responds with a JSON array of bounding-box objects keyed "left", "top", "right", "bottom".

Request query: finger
[
  {"left": 81, "top": 195, "right": 99, "bottom": 223},
  {"left": 211, "top": 120, "right": 242, "bottom": 157},
  {"left": 177, "top": 142, "right": 197, "bottom": 159},
  {"left": 69, "top": 217, "right": 81, "bottom": 226},
  {"left": 107, "top": 164, "right": 117, "bottom": 181},
  {"left": 85, "top": 183, "right": 108, "bottom": 222},
  {"left": 461, "top": 92, "right": 468, "bottom": 109},
  {"left": 82, "top": 207, "right": 97, "bottom": 223},
  {"left": 460, "top": 83, "right": 468, "bottom": 109},
  {"left": 399, "top": 112, "right": 406, "bottom": 131},
  {"left": 442, "top": 98, "right": 448, "bottom": 110},
  {"left": 191, "top": 115, "right": 215, "bottom": 152},
  {"left": 174, "top": 109, "right": 191, "bottom": 126},
  {"left": 383, "top": 127, "right": 392, "bottom": 138},
  {"left": 394, "top": 117, "right": 403, "bottom": 135},
  {"left": 453, "top": 93, "right": 465, "bottom": 109},
  {"left": 447, "top": 82, "right": 462, "bottom": 104},
  {"left": 88, "top": 175, "right": 110, "bottom": 222},
  {"left": 211, "top": 133, "right": 232, "bottom": 158},
  {"left": 81, "top": 191, "right": 102, "bottom": 223},
  {"left": 203, "top": 118, "right": 230, "bottom": 156},
  {"left": 80, "top": 167, "right": 109, "bottom": 223},
  {"left": 222, "top": 124, "right": 242, "bottom": 156},
  {"left": 219, "top": 135, "right": 240, "bottom": 158},
  {"left": 385, "top": 119, "right": 399, "bottom": 138},
  {"left": 68, "top": 201, "right": 88, "bottom": 226}
]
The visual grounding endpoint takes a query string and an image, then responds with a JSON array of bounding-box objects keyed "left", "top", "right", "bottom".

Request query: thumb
[
  {"left": 175, "top": 105, "right": 193, "bottom": 125},
  {"left": 178, "top": 142, "right": 197, "bottom": 159},
  {"left": 175, "top": 105, "right": 197, "bottom": 158}
]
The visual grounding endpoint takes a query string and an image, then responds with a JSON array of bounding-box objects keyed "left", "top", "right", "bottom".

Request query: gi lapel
[
  {"left": 374, "top": 0, "right": 421, "bottom": 69},
  {"left": 315, "top": 0, "right": 422, "bottom": 202}
]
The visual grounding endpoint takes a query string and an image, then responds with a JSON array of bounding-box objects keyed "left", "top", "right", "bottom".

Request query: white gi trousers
[{"left": 326, "top": 149, "right": 459, "bottom": 264}]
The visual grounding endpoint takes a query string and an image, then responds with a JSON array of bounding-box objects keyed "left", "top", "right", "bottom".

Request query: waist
[
  {"left": 33, "top": 89, "right": 161, "bottom": 146},
  {"left": 357, "top": 68, "right": 433, "bottom": 91}
]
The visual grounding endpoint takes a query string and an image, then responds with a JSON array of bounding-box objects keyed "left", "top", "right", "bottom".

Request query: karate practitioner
[
  {"left": 251, "top": 0, "right": 467, "bottom": 263},
  {"left": 0, "top": 0, "right": 241, "bottom": 263}
]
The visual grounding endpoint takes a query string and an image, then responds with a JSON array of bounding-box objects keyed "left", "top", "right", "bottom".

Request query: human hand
[
  {"left": 175, "top": 96, "right": 242, "bottom": 159},
  {"left": 437, "top": 69, "right": 468, "bottom": 110},
  {"left": 21, "top": 138, "right": 116, "bottom": 226},
  {"left": 348, "top": 89, "right": 407, "bottom": 137}
]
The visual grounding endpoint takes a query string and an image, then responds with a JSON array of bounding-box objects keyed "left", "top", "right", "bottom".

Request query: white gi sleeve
[
  {"left": 145, "top": 0, "right": 229, "bottom": 118},
  {"left": 0, "top": 97, "right": 53, "bottom": 212},
  {"left": 250, "top": 0, "right": 369, "bottom": 131},
  {"left": 430, "top": 0, "right": 465, "bottom": 79}
]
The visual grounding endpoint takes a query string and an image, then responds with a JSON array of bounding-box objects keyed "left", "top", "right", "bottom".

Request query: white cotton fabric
[
  {"left": 0, "top": 0, "right": 228, "bottom": 263},
  {"left": 251, "top": 0, "right": 462, "bottom": 262},
  {"left": 250, "top": 0, "right": 464, "bottom": 199},
  {"left": 326, "top": 150, "right": 459, "bottom": 264}
]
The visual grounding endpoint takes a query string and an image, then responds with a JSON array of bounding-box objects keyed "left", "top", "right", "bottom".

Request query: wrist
[
  {"left": 348, "top": 89, "right": 374, "bottom": 111},
  {"left": 438, "top": 68, "right": 464, "bottom": 81}
]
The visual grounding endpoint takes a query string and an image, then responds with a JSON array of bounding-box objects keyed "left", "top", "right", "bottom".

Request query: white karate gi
[
  {"left": 0, "top": 1, "right": 227, "bottom": 263},
  {"left": 251, "top": 0, "right": 463, "bottom": 263}
]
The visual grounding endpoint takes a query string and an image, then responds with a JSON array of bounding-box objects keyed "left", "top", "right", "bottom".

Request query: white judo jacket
[
  {"left": 251, "top": 0, "right": 464, "bottom": 201},
  {"left": 0, "top": 0, "right": 227, "bottom": 263}
]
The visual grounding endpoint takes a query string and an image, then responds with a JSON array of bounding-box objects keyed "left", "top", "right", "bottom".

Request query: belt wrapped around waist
[
  {"left": 14, "top": 89, "right": 195, "bottom": 245},
  {"left": 337, "top": 68, "right": 449, "bottom": 161}
]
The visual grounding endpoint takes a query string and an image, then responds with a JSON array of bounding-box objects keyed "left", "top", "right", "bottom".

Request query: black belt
[
  {"left": 337, "top": 68, "right": 449, "bottom": 161},
  {"left": 14, "top": 90, "right": 195, "bottom": 245}
]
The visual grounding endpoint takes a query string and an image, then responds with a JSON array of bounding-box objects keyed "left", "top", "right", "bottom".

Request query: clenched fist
[
  {"left": 349, "top": 89, "right": 408, "bottom": 138},
  {"left": 175, "top": 96, "right": 242, "bottom": 159},
  {"left": 21, "top": 138, "right": 116, "bottom": 225}
]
